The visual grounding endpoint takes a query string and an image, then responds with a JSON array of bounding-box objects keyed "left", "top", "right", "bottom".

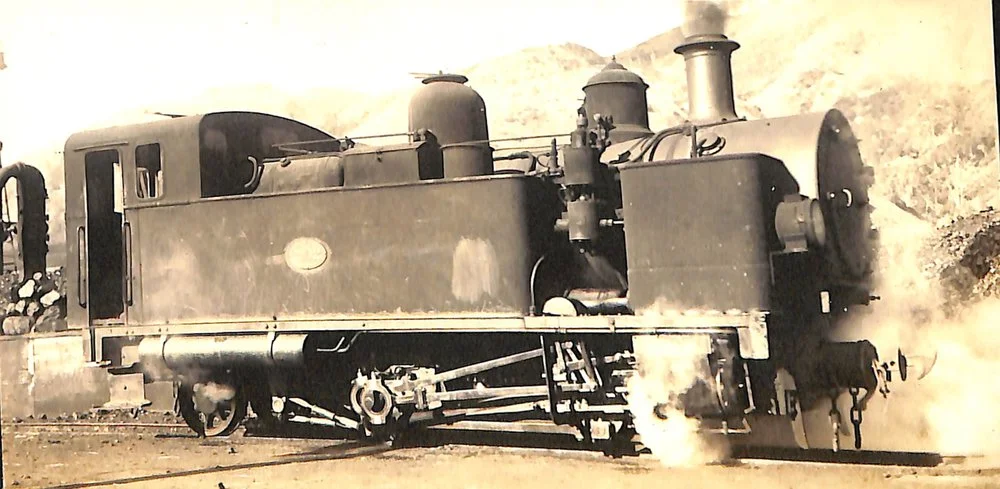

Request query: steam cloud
[
  {"left": 832, "top": 204, "right": 1000, "bottom": 456},
  {"left": 627, "top": 334, "right": 730, "bottom": 466},
  {"left": 680, "top": 0, "right": 731, "bottom": 38},
  {"left": 194, "top": 381, "right": 237, "bottom": 413}
]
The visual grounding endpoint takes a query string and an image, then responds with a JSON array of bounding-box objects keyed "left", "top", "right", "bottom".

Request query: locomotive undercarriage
[
  {"left": 131, "top": 321, "right": 909, "bottom": 463},
  {"left": 135, "top": 302, "right": 920, "bottom": 455},
  {"left": 159, "top": 329, "right": 757, "bottom": 451}
]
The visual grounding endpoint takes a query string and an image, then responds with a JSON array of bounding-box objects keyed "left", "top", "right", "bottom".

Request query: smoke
[
  {"left": 831, "top": 203, "right": 1000, "bottom": 455},
  {"left": 680, "top": 0, "right": 731, "bottom": 38},
  {"left": 627, "top": 334, "right": 731, "bottom": 467}
]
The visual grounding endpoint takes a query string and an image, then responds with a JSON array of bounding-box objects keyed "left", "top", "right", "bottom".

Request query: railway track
[
  {"left": 39, "top": 440, "right": 397, "bottom": 489},
  {"left": 4, "top": 416, "right": 962, "bottom": 467},
  {"left": 4, "top": 417, "right": 991, "bottom": 489},
  {"left": 2, "top": 420, "right": 190, "bottom": 437}
]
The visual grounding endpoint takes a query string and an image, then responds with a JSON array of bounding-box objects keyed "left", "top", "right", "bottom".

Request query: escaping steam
[
  {"left": 832, "top": 203, "right": 1000, "bottom": 456},
  {"left": 680, "top": 0, "right": 731, "bottom": 38},
  {"left": 193, "top": 381, "right": 237, "bottom": 414},
  {"left": 627, "top": 334, "right": 730, "bottom": 467}
]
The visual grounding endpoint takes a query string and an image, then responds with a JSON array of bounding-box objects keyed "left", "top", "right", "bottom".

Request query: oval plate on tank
[{"left": 284, "top": 237, "right": 330, "bottom": 273}]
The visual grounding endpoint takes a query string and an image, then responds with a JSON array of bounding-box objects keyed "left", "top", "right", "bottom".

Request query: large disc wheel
[{"left": 177, "top": 381, "right": 248, "bottom": 437}]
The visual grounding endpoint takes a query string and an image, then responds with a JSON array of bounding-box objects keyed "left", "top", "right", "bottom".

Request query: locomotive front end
[{"left": 597, "top": 21, "right": 915, "bottom": 450}]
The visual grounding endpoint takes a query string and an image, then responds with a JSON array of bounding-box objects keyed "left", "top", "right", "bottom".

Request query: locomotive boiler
[{"left": 12, "top": 28, "right": 928, "bottom": 455}]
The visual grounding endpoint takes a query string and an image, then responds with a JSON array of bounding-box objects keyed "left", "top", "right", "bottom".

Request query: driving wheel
[{"left": 177, "top": 380, "right": 248, "bottom": 437}]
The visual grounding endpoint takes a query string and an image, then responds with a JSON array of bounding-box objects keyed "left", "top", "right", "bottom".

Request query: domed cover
[
  {"left": 584, "top": 57, "right": 649, "bottom": 89},
  {"left": 408, "top": 73, "right": 489, "bottom": 146}
]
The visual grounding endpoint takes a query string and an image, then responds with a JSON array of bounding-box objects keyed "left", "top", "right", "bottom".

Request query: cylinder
[
  {"left": 562, "top": 146, "right": 598, "bottom": 186},
  {"left": 775, "top": 198, "right": 828, "bottom": 252},
  {"left": 674, "top": 34, "right": 740, "bottom": 123},
  {"left": 138, "top": 334, "right": 311, "bottom": 371},
  {"left": 567, "top": 199, "right": 599, "bottom": 242},
  {"left": 408, "top": 74, "right": 492, "bottom": 177},
  {"left": 582, "top": 59, "right": 653, "bottom": 144},
  {"left": 255, "top": 156, "right": 344, "bottom": 194},
  {"left": 441, "top": 143, "right": 494, "bottom": 178},
  {"left": 813, "top": 340, "right": 879, "bottom": 390}
]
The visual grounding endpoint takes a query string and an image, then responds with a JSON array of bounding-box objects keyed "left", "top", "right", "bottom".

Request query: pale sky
[{"left": 0, "top": 0, "right": 688, "bottom": 164}]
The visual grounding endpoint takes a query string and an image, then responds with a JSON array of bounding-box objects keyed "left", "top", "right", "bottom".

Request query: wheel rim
[
  {"left": 200, "top": 396, "right": 240, "bottom": 437},
  {"left": 178, "top": 381, "right": 247, "bottom": 437}
]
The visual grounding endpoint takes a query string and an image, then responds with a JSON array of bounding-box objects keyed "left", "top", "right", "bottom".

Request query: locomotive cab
[{"left": 61, "top": 112, "right": 338, "bottom": 359}]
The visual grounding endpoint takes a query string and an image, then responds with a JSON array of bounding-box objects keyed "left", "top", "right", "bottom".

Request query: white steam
[
  {"left": 193, "top": 381, "right": 237, "bottom": 414},
  {"left": 679, "top": 0, "right": 731, "bottom": 38},
  {"left": 831, "top": 201, "right": 1000, "bottom": 455},
  {"left": 627, "top": 334, "right": 730, "bottom": 466}
]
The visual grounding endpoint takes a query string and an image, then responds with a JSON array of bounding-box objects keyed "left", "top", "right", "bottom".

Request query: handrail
[{"left": 77, "top": 226, "right": 88, "bottom": 307}]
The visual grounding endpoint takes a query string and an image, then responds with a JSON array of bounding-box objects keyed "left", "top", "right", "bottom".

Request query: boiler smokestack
[{"left": 674, "top": 33, "right": 740, "bottom": 124}]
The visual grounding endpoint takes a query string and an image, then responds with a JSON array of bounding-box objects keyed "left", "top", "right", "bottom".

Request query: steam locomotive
[{"left": 7, "top": 31, "right": 922, "bottom": 453}]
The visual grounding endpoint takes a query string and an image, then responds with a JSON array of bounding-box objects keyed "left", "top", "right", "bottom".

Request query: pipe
[
  {"left": 137, "top": 334, "right": 311, "bottom": 370},
  {"left": 810, "top": 340, "right": 880, "bottom": 390},
  {"left": 0, "top": 162, "right": 48, "bottom": 277},
  {"left": 674, "top": 34, "right": 740, "bottom": 123}
]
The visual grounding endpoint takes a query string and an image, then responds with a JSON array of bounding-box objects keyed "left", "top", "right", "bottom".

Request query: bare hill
[{"left": 344, "top": 43, "right": 608, "bottom": 143}]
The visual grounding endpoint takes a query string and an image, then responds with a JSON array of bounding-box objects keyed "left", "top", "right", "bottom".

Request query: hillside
[{"left": 344, "top": 42, "right": 609, "bottom": 143}]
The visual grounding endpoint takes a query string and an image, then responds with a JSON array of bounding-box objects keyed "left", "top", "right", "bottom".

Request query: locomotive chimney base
[{"left": 674, "top": 34, "right": 740, "bottom": 124}]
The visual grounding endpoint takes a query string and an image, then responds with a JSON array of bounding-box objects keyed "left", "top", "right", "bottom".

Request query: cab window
[{"left": 135, "top": 143, "right": 162, "bottom": 199}]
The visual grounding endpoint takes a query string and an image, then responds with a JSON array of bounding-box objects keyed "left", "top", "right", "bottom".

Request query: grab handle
[{"left": 77, "top": 225, "right": 88, "bottom": 307}]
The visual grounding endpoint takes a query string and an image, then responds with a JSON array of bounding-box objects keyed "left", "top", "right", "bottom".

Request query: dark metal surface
[
  {"left": 341, "top": 140, "right": 444, "bottom": 186},
  {"left": 582, "top": 59, "right": 653, "bottom": 144},
  {"left": 441, "top": 143, "right": 493, "bottom": 178},
  {"left": 618, "top": 153, "right": 799, "bottom": 312},
  {"left": 728, "top": 446, "right": 946, "bottom": 467},
  {"left": 810, "top": 340, "right": 880, "bottom": 390},
  {"left": 255, "top": 155, "right": 344, "bottom": 194},
  {"left": 673, "top": 34, "right": 741, "bottom": 123},
  {"left": 611, "top": 109, "right": 876, "bottom": 292},
  {"left": 61, "top": 112, "right": 337, "bottom": 336},
  {"left": 137, "top": 334, "right": 311, "bottom": 370},
  {"left": 408, "top": 74, "right": 492, "bottom": 177},
  {"left": 0, "top": 162, "right": 48, "bottom": 277},
  {"left": 129, "top": 174, "right": 557, "bottom": 323}
]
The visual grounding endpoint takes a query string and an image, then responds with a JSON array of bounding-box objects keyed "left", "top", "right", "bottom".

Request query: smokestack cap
[
  {"left": 584, "top": 57, "right": 649, "bottom": 89},
  {"left": 422, "top": 73, "right": 469, "bottom": 85},
  {"left": 674, "top": 34, "right": 741, "bottom": 55}
]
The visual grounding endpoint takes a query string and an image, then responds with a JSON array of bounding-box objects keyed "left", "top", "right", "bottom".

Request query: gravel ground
[{"left": 4, "top": 423, "right": 1000, "bottom": 489}]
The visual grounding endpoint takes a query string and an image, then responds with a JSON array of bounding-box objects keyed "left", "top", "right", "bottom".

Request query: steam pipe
[
  {"left": 674, "top": 34, "right": 741, "bottom": 123},
  {"left": 0, "top": 161, "right": 48, "bottom": 277},
  {"left": 137, "top": 334, "right": 312, "bottom": 371}
]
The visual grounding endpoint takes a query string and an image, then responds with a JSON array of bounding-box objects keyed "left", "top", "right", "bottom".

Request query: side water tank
[
  {"left": 408, "top": 74, "right": 493, "bottom": 178},
  {"left": 582, "top": 58, "right": 653, "bottom": 144}
]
